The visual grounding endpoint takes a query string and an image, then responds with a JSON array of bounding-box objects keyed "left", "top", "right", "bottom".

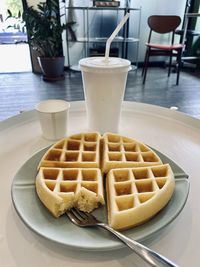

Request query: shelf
[
  {"left": 66, "top": 6, "right": 141, "bottom": 11},
  {"left": 65, "top": 5, "right": 141, "bottom": 69},
  {"left": 72, "top": 37, "right": 139, "bottom": 43},
  {"left": 182, "top": 56, "right": 200, "bottom": 60},
  {"left": 185, "top": 12, "right": 200, "bottom": 18},
  {"left": 176, "top": 29, "right": 200, "bottom": 37}
]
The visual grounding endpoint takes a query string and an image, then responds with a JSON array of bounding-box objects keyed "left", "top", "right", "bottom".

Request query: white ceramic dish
[{"left": 11, "top": 147, "right": 189, "bottom": 251}]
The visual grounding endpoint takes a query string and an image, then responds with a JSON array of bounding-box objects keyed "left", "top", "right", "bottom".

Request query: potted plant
[{"left": 22, "top": 0, "right": 68, "bottom": 81}]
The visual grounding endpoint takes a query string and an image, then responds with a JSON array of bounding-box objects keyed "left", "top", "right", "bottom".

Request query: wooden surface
[{"left": 0, "top": 67, "right": 199, "bottom": 121}]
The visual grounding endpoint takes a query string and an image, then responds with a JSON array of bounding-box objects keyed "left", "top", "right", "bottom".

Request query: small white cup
[{"left": 35, "top": 99, "right": 70, "bottom": 140}]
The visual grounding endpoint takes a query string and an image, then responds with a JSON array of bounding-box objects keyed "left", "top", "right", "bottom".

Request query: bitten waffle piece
[
  {"left": 102, "top": 133, "right": 163, "bottom": 173},
  {"left": 38, "top": 132, "right": 101, "bottom": 169},
  {"left": 106, "top": 164, "right": 175, "bottom": 230},
  {"left": 36, "top": 167, "right": 105, "bottom": 217}
]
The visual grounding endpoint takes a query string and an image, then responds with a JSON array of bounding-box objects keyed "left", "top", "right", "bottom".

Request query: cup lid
[{"left": 79, "top": 57, "right": 131, "bottom": 73}]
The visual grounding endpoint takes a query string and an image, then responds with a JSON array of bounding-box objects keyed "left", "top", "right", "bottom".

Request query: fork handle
[{"left": 99, "top": 223, "right": 179, "bottom": 267}]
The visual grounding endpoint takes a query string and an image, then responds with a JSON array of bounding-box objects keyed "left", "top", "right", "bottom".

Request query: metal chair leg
[
  {"left": 176, "top": 50, "right": 182, "bottom": 85},
  {"left": 168, "top": 51, "right": 173, "bottom": 77},
  {"left": 142, "top": 49, "right": 148, "bottom": 76},
  {"left": 142, "top": 49, "right": 150, "bottom": 84}
]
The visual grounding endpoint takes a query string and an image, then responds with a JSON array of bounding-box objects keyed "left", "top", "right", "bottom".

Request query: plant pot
[{"left": 37, "top": 56, "right": 65, "bottom": 81}]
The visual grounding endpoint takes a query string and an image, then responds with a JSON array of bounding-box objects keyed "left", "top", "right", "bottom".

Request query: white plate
[{"left": 11, "top": 147, "right": 189, "bottom": 251}]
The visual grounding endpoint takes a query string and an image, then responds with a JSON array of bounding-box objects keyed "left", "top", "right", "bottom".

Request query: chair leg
[
  {"left": 168, "top": 51, "right": 173, "bottom": 77},
  {"left": 142, "top": 49, "right": 150, "bottom": 84},
  {"left": 142, "top": 49, "right": 148, "bottom": 76},
  {"left": 176, "top": 50, "right": 182, "bottom": 85}
]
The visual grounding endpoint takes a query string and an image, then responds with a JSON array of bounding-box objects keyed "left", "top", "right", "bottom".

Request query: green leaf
[{"left": 21, "top": 0, "right": 72, "bottom": 57}]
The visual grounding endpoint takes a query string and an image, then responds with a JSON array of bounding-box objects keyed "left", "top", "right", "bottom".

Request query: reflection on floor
[{"left": 0, "top": 67, "right": 200, "bottom": 121}]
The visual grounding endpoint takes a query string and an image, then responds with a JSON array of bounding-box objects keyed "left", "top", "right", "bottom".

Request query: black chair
[{"left": 142, "top": 15, "right": 184, "bottom": 85}]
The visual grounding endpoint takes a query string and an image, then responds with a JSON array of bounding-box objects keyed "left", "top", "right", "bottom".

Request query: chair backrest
[{"left": 148, "top": 15, "right": 181, "bottom": 34}]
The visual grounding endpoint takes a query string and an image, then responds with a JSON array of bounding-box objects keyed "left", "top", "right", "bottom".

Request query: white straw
[{"left": 105, "top": 13, "right": 130, "bottom": 62}]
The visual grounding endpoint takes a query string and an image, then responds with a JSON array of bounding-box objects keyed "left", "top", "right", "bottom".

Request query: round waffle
[{"left": 36, "top": 132, "right": 175, "bottom": 230}]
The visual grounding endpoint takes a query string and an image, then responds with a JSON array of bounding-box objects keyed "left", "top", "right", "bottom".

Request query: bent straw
[{"left": 105, "top": 13, "right": 130, "bottom": 62}]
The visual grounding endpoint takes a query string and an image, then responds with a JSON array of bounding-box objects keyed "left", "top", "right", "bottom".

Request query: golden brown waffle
[
  {"left": 36, "top": 167, "right": 105, "bottom": 217},
  {"left": 101, "top": 133, "right": 163, "bottom": 173},
  {"left": 106, "top": 164, "right": 175, "bottom": 230},
  {"left": 36, "top": 132, "right": 175, "bottom": 230},
  {"left": 38, "top": 132, "right": 101, "bottom": 169}
]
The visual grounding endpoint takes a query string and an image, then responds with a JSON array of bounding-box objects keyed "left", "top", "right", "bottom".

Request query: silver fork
[{"left": 66, "top": 208, "right": 179, "bottom": 267}]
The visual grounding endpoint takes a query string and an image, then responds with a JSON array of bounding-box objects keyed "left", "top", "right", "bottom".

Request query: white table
[{"left": 1, "top": 101, "right": 200, "bottom": 267}]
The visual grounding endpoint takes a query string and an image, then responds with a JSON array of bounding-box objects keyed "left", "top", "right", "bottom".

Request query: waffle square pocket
[
  {"left": 106, "top": 164, "right": 175, "bottom": 230},
  {"left": 35, "top": 132, "right": 175, "bottom": 230},
  {"left": 36, "top": 167, "right": 104, "bottom": 217}
]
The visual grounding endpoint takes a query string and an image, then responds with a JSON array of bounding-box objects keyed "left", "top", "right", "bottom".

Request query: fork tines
[{"left": 66, "top": 208, "right": 97, "bottom": 227}]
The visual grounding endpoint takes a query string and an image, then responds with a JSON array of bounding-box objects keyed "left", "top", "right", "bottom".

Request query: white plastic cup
[
  {"left": 79, "top": 57, "right": 131, "bottom": 133},
  {"left": 35, "top": 99, "right": 70, "bottom": 140}
]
